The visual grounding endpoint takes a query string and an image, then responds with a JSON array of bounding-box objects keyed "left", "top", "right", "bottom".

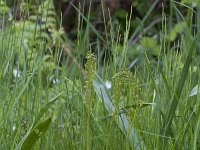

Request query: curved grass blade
[
  {"left": 33, "top": 92, "right": 62, "bottom": 127},
  {"left": 21, "top": 117, "right": 52, "bottom": 150},
  {"left": 15, "top": 93, "right": 62, "bottom": 150}
]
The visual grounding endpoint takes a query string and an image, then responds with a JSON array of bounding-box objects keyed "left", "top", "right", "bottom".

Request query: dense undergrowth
[{"left": 1, "top": 0, "right": 200, "bottom": 149}]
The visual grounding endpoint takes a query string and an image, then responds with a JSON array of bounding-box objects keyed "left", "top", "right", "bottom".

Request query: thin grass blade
[
  {"left": 33, "top": 92, "right": 62, "bottom": 127},
  {"left": 162, "top": 36, "right": 197, "bottom": 138},
  {"left": 69, "top": 1, "right": 106, "bottom": 44}
]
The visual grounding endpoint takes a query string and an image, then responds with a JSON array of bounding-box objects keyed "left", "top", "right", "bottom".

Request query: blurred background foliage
[{"left": 0, "top": 0, "right": 199, "bottom": 70}]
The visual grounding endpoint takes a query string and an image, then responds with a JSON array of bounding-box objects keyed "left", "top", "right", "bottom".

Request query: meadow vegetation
[{"left": 0, "top": 0, "right": 200, "bottom": 149}]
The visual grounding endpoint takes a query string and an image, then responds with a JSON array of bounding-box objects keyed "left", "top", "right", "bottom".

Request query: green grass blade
[
  {"left": 102, "top": 103, "right": 154, "bottom": 120},
  {"left": 33, "top": 92, "right": 62, "bottom": 127},
  {"left": 15, "top": 93, "right": 62, "bottom": 150},
  {"left": 20, "top": 117, "right": 52, "bottom": 150},
  {"left": 69, "top": 1, "right": 106, "bottom": 44},
  {"left": 162, "top": 36, "right": 197, "bottom": 137},
  {"left": 12, "top": 70, "right": 36, "bottom": 110},
  {"left": 3, "top": 50, "right": 14, "bottom": 77},
  {"left": 159, "top": 68, "right": 172, "bottom": 97},
  {"left": 123, "top": 103, "right": 155, "bottom": 110}
]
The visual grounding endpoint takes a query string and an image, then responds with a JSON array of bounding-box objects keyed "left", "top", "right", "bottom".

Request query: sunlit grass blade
[{"left": 189, "top": 84, "right": 199, "bottom": 97}]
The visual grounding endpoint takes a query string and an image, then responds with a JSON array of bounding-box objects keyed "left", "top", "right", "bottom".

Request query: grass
[{"left": 1, "top": 0, "right": 200, "bottom": 149}]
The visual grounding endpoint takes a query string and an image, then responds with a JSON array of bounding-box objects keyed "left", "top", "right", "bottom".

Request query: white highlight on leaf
[
  {"left": 105, "top": 80, "right": 112, "bottom": 89},
  {"left": 12, "top": 126, "right": 16, "bottom": 131},
  {"left": 13, "top": 68, "right": 21, "bottom": 78},
  {"left": 152, "top": 89, "right": 156, "bottom": 111},
  {"left": 189, "top": 84, "right": 199, "bottom": 97},
  {"left": 49, "top": 75, "right": 60, "bottom": 84}
]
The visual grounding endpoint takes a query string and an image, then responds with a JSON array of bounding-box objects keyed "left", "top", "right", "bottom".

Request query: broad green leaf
[
  {"left": 21, "top": 117, "right": 52, "bottom": 150},
  {"left": 15, "top": 93, "right": 62, "bottom": 150},
  {"left": 140, "top": 37, "right": 158, "bottom": 49},
  {"left": 140, "top": 37, "right": 159, "bottom": 56},
  {"left": 168, "top": 22, "right": 187, "bottom": 41}
]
